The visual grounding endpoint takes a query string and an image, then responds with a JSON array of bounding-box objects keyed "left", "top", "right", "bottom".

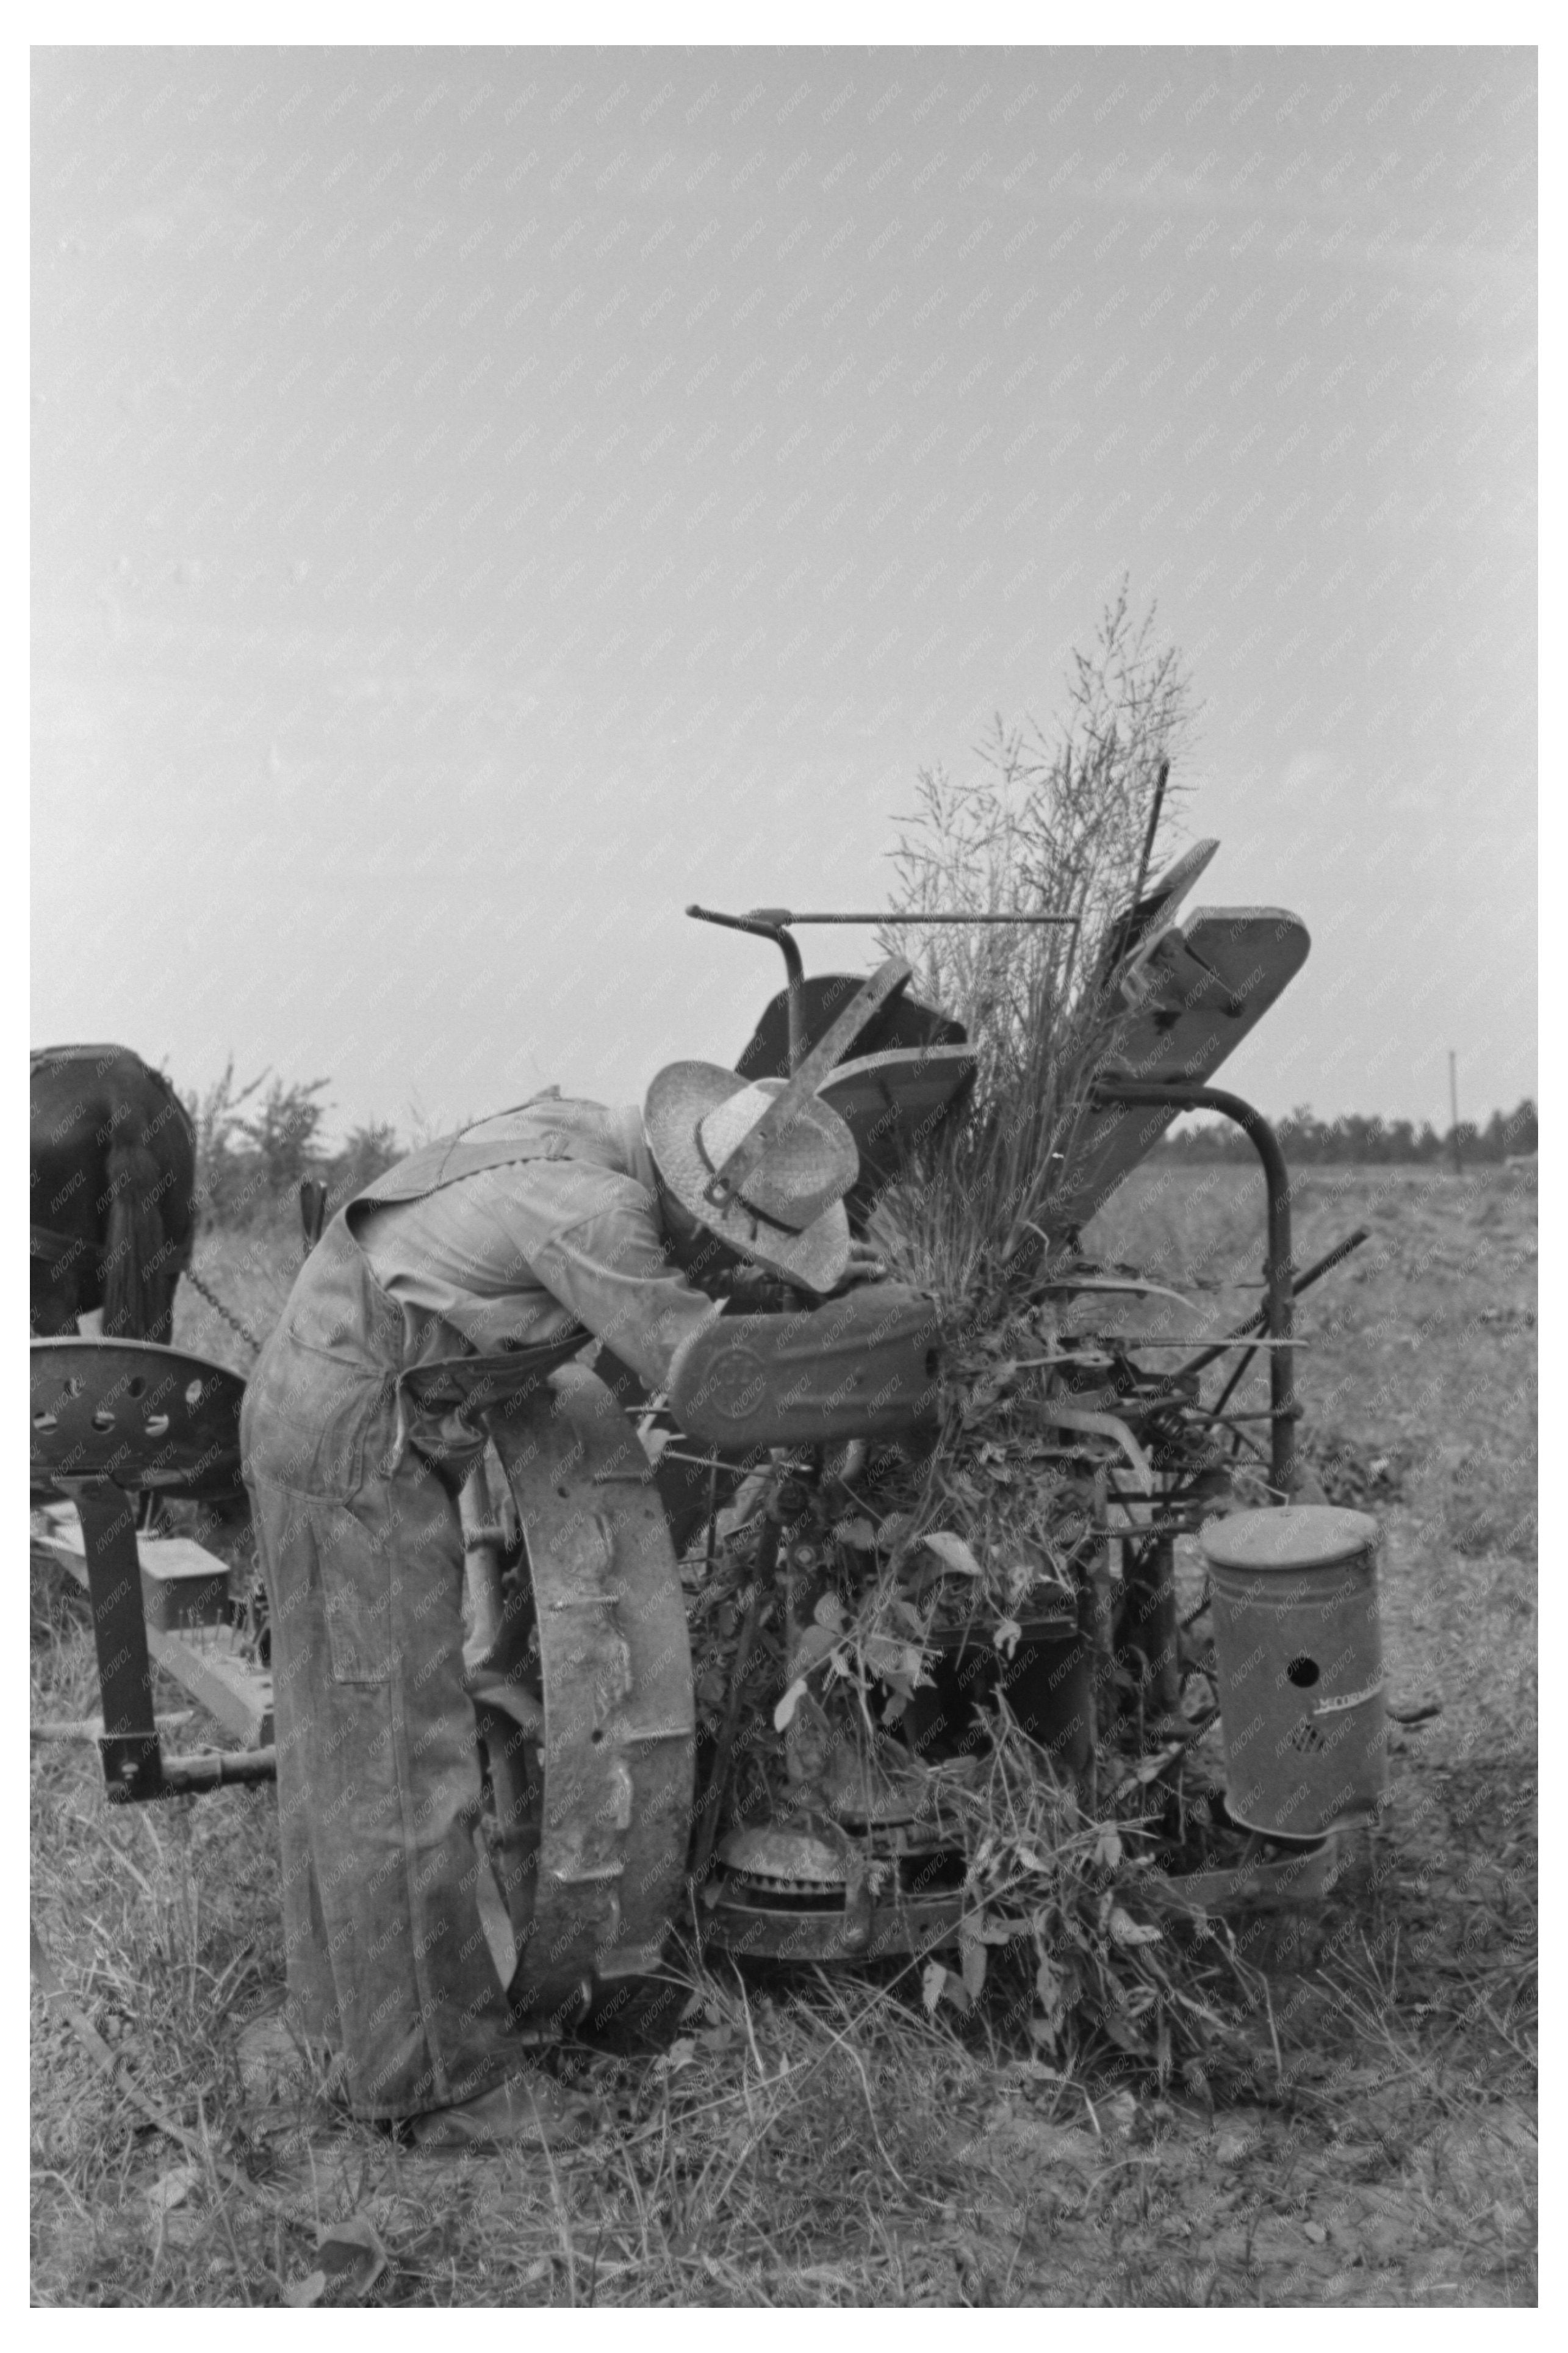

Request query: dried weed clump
[
  {"left": 918, "top": 1707, "right": 1272, "bottom": 2098},
  {"left": 874, "top": 583, "right": 1193, "bottom": 1321},
  {"left": 835, "top": 591, "right": 1199, "bottom": 1662},
  {"left": 686, "top": 593, "right": 1270, "bottom": 2083}
]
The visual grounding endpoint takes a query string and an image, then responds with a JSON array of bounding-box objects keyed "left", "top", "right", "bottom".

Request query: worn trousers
[{"left": 240, "top": 1249, "right": 528, "bottom": 2121}]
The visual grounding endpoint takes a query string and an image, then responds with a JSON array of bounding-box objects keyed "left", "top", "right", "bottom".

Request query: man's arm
[
  {"left": 494, "top": 1176, "right": 722, "bottom": 1393},
  {"left": 528, "top": 1224, "right": 721, "bottom": 1391}
]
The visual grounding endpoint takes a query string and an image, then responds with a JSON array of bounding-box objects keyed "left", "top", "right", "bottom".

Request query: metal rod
[
  {"left": 1059, "top": 1333, "right": 1302, "bottom": 1349},
  {"left": 1109, "top": 757, "right": 1171, "bottom": 978},
  {"left": 300, "top": 1177, "right": 328, "bottom": 1256},
  {"left": 686, "top": 903, "right": 788, "bottom": 940},
  {"left": 32, "top": 1711, "right": 192, "bottom": 1744},
  {"left": 1173, "top": 1227, "right": 1370, "bottom": 1379},
  {"left": 1206, "top": 1345, "right": 1263, "bottom": 1425},
  {"left": 160, "top": 1746, "right": 278, "bottom": 1794},
  {"left": 761, "top": 911, "right": 1080, "bottom": 926},
  {"left": 1091, "top": 1521, "right": 1203, "bottom": 1538},
  {"left": 708, "top": 959, "right": 910, "bottom": 1183},
  {"left": 1121, "top": 1525, "right": 1179, "bottom": 1713},
  {"left": 685, "top": 904, "right": 807, "bottom": 1070},
  {"left": 1176, "top": 1235, "right": 1370, "bottom": 1442},
  {"left": 1173, "top": 1407, "right": 1285, "bottom": 1425},
  {"left": 780, "top": 931, "right": 806, "bottom": 1073},
  {"left": 61, "top": 1476, "right": 166, "bottom": 1803},
  {"left": 1132, "top": 758, "right": 1171, "bottom": 910},
  {"left": 686, "top": 901, "right": 1077, "bottom": 1075},
  {"left": 1093, "top": 1082, "right": 1295, "bottom": 1495}
]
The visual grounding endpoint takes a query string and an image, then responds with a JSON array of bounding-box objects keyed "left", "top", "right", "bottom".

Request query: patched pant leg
[
  {"left": 247, "top": 1478, "right": 342, "bottom": 2054},
  {"left": 248, "top": 1458, "right": 521, "bottom": 2121}
]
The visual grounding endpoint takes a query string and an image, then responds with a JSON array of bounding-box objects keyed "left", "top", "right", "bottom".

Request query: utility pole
[{"left": 1448, "top": 1049, "right": 1462, "bottom": 1175}]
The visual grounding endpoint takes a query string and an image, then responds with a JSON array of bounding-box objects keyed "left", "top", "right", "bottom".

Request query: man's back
[{"left": 351, "top": 1095, "right": 715, "bottom": 1384}]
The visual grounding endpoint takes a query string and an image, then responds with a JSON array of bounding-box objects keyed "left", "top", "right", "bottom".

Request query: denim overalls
[{"left": 240, "top": 1123, "right": 584, "bottom": 2121}]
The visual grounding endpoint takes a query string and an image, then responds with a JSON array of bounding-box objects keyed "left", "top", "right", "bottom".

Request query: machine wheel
[{"left": 480, "top": 1364, "right": 696, "bottom": 2024}]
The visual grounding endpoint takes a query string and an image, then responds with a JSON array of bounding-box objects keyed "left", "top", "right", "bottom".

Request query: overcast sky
[{"left": 32, "top": 45, "right": 1536, "bottom": 1141}]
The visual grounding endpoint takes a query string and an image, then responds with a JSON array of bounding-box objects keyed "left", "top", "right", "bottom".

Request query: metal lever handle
[
  {"left": 686, "top": 903, "right": 797, "bottom": 946},
  {"left": 703, "top": 956, "right": 913, "bottom": 1209},
  {"left": 300, "top": 1177, "right": 328, "bottom": 1254},
  {"left": 687, "top": 903, "right": 810, "bottom": 1069}
]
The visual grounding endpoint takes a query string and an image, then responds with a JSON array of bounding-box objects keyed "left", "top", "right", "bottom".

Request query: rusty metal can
[{"left": 1199, "top": 1505, "right": 1386, "bottom": 1839}]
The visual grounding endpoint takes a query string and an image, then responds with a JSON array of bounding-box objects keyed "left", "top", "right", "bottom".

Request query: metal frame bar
[
  {"left": 35, "top": 1508, "right": 276, "bottom": 1751},
  {"left": 739, "top": 911, "right": 1081, "bottom": 927},
  {"left": 51, "top": 1479, "right": 277, "bottom": 1798},
  {"left": 1091, "top": 1078, "right": 1298, "bottom": 1715},
  {"left": 59, "top": 1476, "right": 167, "bottom": 1801},
  {"left": 1091, "top": 1080, "right": 1297, "bottom": 1497},
  {"left": 1174, "top": 1226, "right": 1369, "bottom": 1380},
  {"left": 686, "top": 905, "right": 810, "bottom": 1068},
  {"left": 688, "top": 903, "right": 1078, "bottom": 1074}
]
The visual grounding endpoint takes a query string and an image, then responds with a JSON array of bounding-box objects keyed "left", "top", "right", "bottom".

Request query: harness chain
[{"left": 182, "top": 1263, "right": 264, "bottom": 1358}]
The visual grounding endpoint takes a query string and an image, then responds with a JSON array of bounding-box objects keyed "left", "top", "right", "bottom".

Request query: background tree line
[
  {"left": 183, "top": 1062, "right": 405, "bottom": 1228},
  {"left": 184, "top": 1059, "right": 1538, "bottom": 1229},
  {"left": 1157, "top": 1100, "right": 1537, "bottom": 1167}
]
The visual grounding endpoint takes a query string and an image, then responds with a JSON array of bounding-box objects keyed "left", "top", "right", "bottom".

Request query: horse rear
[{"left": 30, "top": 1045, "right": 196, "bottom": 1343}]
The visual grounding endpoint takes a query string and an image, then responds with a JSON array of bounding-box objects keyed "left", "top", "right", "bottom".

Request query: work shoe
[
  {"left": 235, "top": 2005, "right": 353, "bottom": 2140},
  {"left": 407, "top": 2067, "right": 603, "bottom": 2154}
]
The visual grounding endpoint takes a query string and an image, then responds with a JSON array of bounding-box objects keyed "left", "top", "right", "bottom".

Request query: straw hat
[{"left": 643, "top": 1062, "right": 858, "bottom": 1294}]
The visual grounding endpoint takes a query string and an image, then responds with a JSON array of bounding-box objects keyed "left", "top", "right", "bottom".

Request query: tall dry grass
[
  {"left": 846, "top": 590, "right": 1197, "bottom": 1656},
  {"left": 874, "top": 585, "right": 1193, "bottom": 1320}
]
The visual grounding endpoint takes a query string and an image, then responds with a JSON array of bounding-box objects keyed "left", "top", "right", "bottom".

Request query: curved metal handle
[{"left": 686, "top": 903, "right": 809, "bottom": 1068}]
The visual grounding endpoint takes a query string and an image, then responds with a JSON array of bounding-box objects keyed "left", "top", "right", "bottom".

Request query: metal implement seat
[
  {"left": 30, "top": 1336, "right": 245, "bottom": 1499},
  {"left": 736, "top": 971, "right": 967, "bottom": 1084},
  {"left": 30, "top": 1339, "right": 259, "bottom": 1800}
]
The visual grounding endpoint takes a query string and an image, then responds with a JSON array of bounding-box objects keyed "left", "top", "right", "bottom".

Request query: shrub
[
  {"left": 184, "top": 1058, "right": 272, "bottom": 1227},
  {"left": 326, "top": 1119, "right": 405, "bottom": 1210},
  {"left": 239, "top": 1075, "right": 331, "bottom": 1194}
]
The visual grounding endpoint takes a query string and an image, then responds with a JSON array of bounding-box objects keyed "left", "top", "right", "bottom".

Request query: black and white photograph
[{"left": 27, "top": 25, "right": 1537, "bottom": 2310}]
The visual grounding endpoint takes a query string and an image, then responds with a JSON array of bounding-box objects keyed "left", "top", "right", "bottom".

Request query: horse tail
[
  {"left": 101, "top": 1143, "right": 165, "bottom": 1338},
  {"left": 148, "top": 1065, "right": 199, "bottom": 1279}
]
